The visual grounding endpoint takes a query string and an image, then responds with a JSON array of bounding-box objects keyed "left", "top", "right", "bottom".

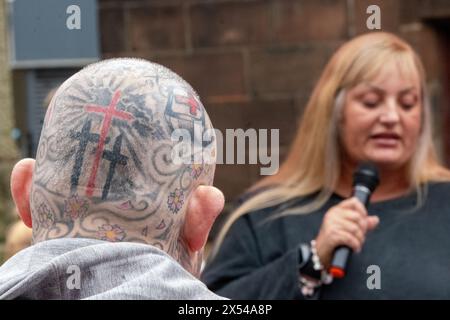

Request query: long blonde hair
[{"left": 212, "top": 32, "right": 450, "bottom": 257}]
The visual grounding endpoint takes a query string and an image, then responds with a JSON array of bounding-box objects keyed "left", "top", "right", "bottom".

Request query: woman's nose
[{"left": 379, "top": 100, "right": 400, "bottom": 124}]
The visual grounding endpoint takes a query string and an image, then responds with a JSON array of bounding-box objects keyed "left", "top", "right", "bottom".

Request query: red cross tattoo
[
  {"left": 175, "top": 93, "right": 200, "bottom": 116},
  {"left": 84, "top": 90, "right": 133, "bottom": 197}
]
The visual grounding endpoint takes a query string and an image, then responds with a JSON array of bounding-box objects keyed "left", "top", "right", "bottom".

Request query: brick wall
[{"left": 99, "top": 0, "right": 450, "bottom": 203}]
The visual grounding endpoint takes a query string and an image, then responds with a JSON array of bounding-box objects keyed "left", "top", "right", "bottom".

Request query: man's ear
[
  {"left": 10, "top": 159, "right": 35, "bottom": 228},
  {"left": 183, "top": 185, "right": 224, "bottom": 252}
]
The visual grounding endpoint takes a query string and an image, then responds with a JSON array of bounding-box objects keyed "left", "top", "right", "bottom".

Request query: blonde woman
[{"left": 202, "top": 32, "right": 450, "bottom": 299}]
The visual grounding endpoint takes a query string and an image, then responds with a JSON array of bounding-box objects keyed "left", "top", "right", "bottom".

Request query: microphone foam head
[{"left": 353, "top": 162, "right": 380, "bottom": 192}]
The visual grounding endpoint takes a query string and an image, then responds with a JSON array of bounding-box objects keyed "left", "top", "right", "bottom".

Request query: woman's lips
[{"left": 370, "top": 134, "right": 401, "bottom": 147}]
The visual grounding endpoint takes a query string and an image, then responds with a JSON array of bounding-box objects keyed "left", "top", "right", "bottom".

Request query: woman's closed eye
[
  {"left": 399, "top": 94, "right": 418, "bottom": 110},
  {"left": 360, "top": 92, "right": 381, "bottom": 109},
  {"left": 362, "top": 100, "right": 380, "bottom": 108}
]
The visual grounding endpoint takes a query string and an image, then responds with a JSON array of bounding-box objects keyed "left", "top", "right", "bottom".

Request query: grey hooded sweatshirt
[{"left": 0, "top": 238, "right": 226, "bottom": 300}]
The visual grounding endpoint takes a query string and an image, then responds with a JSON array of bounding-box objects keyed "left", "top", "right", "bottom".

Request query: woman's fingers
[
  {"left": 367, "top": 215, "right": 380, "bottom": 230},
  {"left": 337, "top": 218, "right": 365, "bottom": 245},
  {"left": 315, "top": 200, "right": 380, "bottom": 268},
  {"left": 340, "top": 197, "right": 368, "bottom": 217},
  {"left": 338, "top": 209, "right": 368, "bottom": 233},
  {"left": 330, "top": 228, "right": 362, "bottom": 253}
]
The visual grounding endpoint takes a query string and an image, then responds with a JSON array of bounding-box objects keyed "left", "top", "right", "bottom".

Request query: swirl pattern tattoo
[{"left": 30, "top": 58, "right": 217, "bottom": 268}]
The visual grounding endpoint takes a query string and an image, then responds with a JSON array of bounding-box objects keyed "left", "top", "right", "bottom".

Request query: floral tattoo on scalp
[{"left": 30, "top": 58, "right": 217, "bottom": 272}]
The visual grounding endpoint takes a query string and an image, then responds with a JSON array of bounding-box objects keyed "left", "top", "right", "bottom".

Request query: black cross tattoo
[
  {"left": 102, "top": 134, "right": 128, "bottom": 200},
  {"left": 70, "top": 120, "right": 100, "bottom": 193}
]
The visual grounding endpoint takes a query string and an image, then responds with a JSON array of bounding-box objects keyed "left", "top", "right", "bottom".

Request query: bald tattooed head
[{"left": 31, "top": 58, "right": 216, "bottom": 259}]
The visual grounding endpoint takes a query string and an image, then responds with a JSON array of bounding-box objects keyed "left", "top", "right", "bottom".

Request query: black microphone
[{"left": 329, "top": 162, "right": 379, "bottom": 279}]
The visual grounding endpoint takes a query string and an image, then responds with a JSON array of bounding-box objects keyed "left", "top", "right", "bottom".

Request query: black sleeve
[{"left": 202, "top": 214, "right": 313, "bottom": 300}]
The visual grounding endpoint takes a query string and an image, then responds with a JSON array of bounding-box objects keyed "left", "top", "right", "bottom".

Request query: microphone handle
[
  {"left": 329, "top": 246, "right": 351, "bottom": 278},
  {"left": 329, "top": 185, "right": 371, "bottom": 278},
  {"left": 353, "top": 185, "right": 371, "bottom": 206}
]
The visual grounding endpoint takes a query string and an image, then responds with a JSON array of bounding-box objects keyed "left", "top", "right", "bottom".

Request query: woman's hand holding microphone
[{"left": 314, "top": 197, "right": 380, "bottom": 270}]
